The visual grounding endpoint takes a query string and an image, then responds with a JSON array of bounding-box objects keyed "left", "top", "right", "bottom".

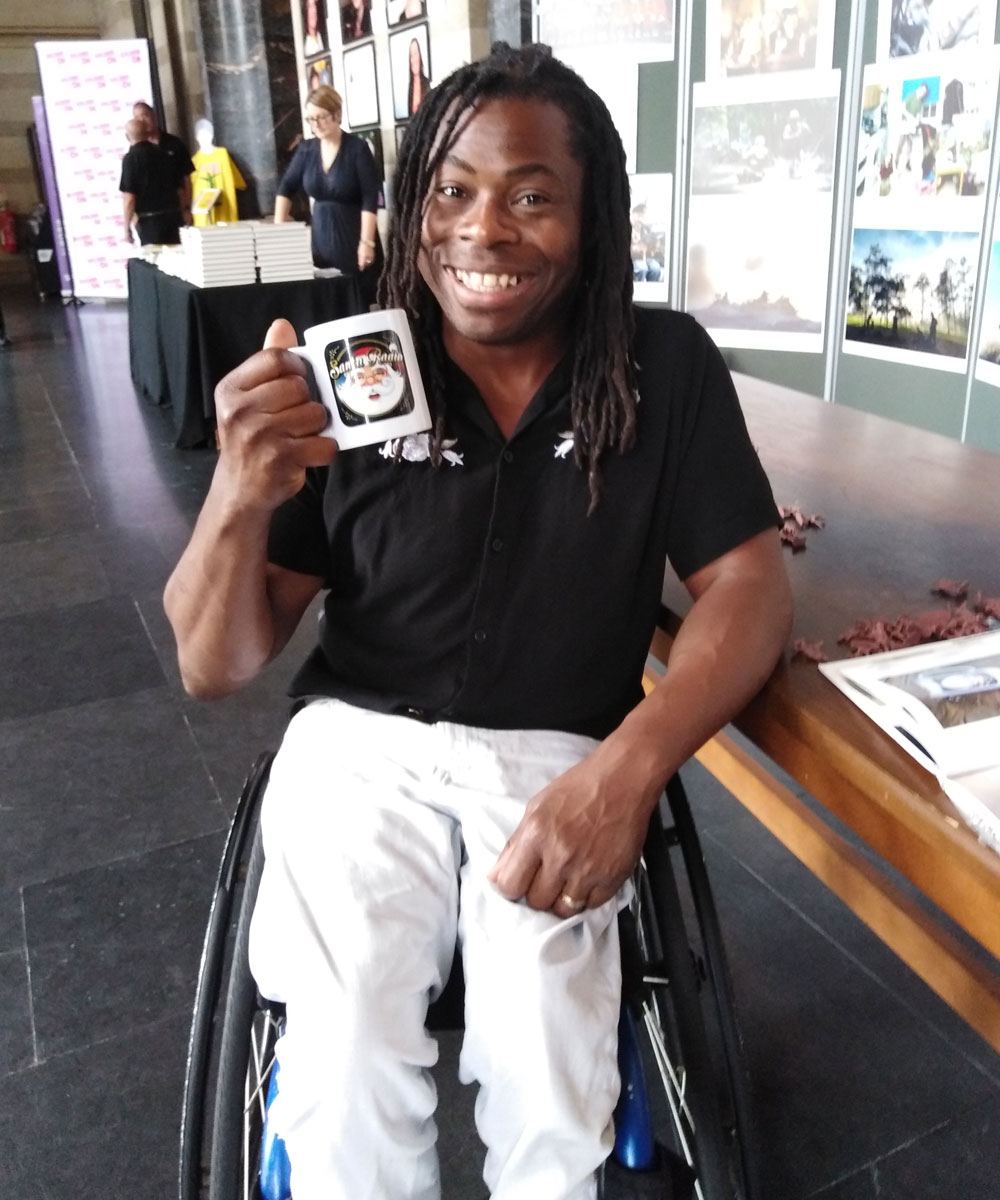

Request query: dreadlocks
[{"left": 377, "top": 41, "right": 637, "bottom": 513}]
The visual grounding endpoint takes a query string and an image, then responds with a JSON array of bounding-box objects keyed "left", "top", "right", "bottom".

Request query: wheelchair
[{"left": 179, "top": 750, "right": 760, "bottom": 1200}]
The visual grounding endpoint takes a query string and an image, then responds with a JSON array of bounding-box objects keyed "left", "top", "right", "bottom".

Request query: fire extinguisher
[{"left": 0, "top": 201, "right": 17, "bottom": 254}]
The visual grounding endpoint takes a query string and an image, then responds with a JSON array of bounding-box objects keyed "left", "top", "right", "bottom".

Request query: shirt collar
[{"left": 443, "top": 351, "right": 573, "bottom": 443}]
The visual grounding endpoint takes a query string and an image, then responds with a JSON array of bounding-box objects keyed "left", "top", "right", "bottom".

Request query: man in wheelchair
[{"left": 165, "top": 42, "right": 792, "bottom": 1200}]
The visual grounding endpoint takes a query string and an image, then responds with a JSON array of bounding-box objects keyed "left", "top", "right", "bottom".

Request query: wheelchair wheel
[
  {"left": 181, "top": 758, "right": 756, "bottom": 1200},
  {"left": 179, "top": 752, "right": 280, "bottom": 1200},
  {"left": 615, "top": 774, "right": 759, "bottom": 1200}
]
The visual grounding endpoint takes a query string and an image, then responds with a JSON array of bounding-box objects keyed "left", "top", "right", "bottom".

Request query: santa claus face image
[{"left": 328, "top": 334, "right": 413, "bottom": 423}]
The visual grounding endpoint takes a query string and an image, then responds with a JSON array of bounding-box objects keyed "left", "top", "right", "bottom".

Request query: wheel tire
[
  {"left": 622, "top": 789, "right": 758, "bottom": 1200},
  {"left": 179, "top": 754, "right": 276, "bottom": 1200}
]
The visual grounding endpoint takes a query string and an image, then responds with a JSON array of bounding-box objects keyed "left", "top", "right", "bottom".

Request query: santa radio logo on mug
[
  {"left": 327, "top": 333, "right": 413, "bottom": 426},
  {"left": 288, "top": 309, "right": 431, "bottom": 449}
]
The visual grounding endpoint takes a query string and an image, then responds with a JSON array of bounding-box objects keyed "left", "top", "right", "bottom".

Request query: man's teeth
[{"left": 454, "top": 269, "right": 520, "bottom": 291}]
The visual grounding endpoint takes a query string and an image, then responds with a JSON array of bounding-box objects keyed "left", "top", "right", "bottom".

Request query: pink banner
[{"left": 35, "top": 40, "right": 153, "bottom": 299}]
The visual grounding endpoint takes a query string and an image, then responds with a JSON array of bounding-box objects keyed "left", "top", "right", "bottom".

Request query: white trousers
[{"left": 248, "top": 698, "right": 626, "bottom": 1200}]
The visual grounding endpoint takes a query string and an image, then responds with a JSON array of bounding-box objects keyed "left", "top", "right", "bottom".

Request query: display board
[
  {"left": 632, "top": 2, "right": 1000, "bottom": 452},
  {"left": 34, "top": 40, "right": 153, "bottom": 300}
]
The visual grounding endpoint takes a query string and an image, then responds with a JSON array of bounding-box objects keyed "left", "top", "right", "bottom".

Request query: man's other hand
[{"left": 488, "top": 755, "right": 656, "bottom": 919}]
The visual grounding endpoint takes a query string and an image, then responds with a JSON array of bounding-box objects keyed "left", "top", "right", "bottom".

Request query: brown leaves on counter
[
  {"left": 974, "top": 592, "right": 1000, "bottom": 620},
  {"left": 931, "top": 578, "right": 969, "bottom": 599},
  {"left": 780, "top": 525, "right": 808, "bottom": 552},
  {"left": 778, "top": 503, "right": 825, "bottom": 553},
  {"left": 837, "top": 592, "right": 998, "bottom": 657},
  {"left": 793, "top": 583, "right": 1000, "bottom": 663},
  {"left": 791, "top": 638, "right": 828, "bottom": 663},
  {"left": 780, "top": 503, "right": 825, "bottom": 529}
]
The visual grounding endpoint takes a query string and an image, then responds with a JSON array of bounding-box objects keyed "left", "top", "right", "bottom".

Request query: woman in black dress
[{"left": 274, "top": 85, "right": 381, "bottom": 302}]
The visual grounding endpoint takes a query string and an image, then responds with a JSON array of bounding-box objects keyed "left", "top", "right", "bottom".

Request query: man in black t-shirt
[
  {"left": 165, "top": 43, "right": 792, "bottom": 1199},
  {"left": 119, "top": 118, "right": 186, "bottom": 245},
  {"left": 132, "top": 101, "right": 195, "bottom": 222}
]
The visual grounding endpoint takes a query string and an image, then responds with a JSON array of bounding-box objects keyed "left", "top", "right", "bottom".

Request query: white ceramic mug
[{"left": 288, "top": 309, "right": 432, "bottom": 450}]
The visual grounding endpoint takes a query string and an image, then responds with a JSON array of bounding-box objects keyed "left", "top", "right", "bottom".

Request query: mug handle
[
  {"left": 286, "top": 345, "right": 331, "bottom": 426},
  {"left": 286, "top": 344, "right": 319, "bottom": 394}
]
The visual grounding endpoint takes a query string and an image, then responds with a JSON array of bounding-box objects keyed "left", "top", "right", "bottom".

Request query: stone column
[
  {"left": 197, "top": 0, "right": 278, "bottom": 217},
  {"left": 487, "top": 0, "right": 531, "bottom": 46}
]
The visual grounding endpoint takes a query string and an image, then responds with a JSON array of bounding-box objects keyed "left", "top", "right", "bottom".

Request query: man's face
[
  {"left": 134, "top": 104, "right": 158, "bottom": 136},
  {"left": 417, "top": 96, "right": 584, "bottom": 354}
]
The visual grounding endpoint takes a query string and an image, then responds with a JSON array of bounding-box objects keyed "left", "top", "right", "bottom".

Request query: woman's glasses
[{"left": 306, "top": 112, "right": 335, "bottom": 125}]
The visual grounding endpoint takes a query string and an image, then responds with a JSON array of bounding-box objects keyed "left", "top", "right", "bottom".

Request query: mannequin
[{"left": 190, "top": 118, "right": 247, "bottom": 225}]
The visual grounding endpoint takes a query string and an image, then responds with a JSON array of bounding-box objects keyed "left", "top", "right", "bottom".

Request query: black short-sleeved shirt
[
  {"left": 157, "top": 130, "right": 196, "bottom": 182},
  {"left": 119, "top": 141, "right": 183, "bottom": 213},
  {"left": 268, "top": 308, "right": 779, "bottom": 739}
]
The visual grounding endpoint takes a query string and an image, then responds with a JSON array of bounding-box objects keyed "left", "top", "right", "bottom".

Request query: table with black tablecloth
[{"left": 127, "top": 258, "right": 364, "bottom": 447}]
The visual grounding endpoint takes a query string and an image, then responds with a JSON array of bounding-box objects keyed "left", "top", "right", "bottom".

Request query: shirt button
[
  {"left": 473, "top": 629, "right": 488, "bottom": 643},
  {"left": 491, "top": 537, "right": 505, "bottom": 552},
  {"left": 502, "top": 449, "right": 514, "bottom": 463}
]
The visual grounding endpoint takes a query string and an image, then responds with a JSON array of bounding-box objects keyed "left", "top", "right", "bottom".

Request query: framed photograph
[
  {"left": 854, "top": 52, "right": 999, "bottom": 203},
  {"left": 537, "top": 0, "right": 673, "bottom": 62},
  {"left": 390, "top": 23, "right": 431, "bottom": 121},
  {"left": 385, "top": 0, "right": 426, "bottom": 26},
  {"left": 844, "top": 225, "right": 981, "bottom": 371},
  {"left": 305, "top": 56, "right": 333, "bottom": 92},
  {"left": 355, "top": 126, "right": 386, "bottom": 207},
  {"left": 628, "top": 173, "right": 672, "bottom": 305},
  {"left": 355, "top": 125, "right": 384, "bottom": 177},
  {"left": 340, "top": 0, "right": 373, "bottom": 46},
  {"left": 343, "top": 40, "right": 380, "bottom": 128},
  {"left": 877, "top": 0, "right": 998, "bottom": 59},
  {"left": 691, "top": 77, "right": 840, "bottom": 198},
  {"left": 301, "top": 0, "right": 329, "bottom": 58},
  {"left": 706, "top": 0, "right": 836, "bottom": 79},
  {"left": 687, "top": 191, "right": 832, "bottom": 351}
]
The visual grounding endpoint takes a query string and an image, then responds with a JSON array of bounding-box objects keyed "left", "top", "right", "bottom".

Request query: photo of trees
[{"left": 847, "top": 227, "right": 981, "bottom": 360}]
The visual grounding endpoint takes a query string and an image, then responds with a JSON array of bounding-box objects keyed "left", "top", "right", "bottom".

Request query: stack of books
[
  {"left": 172, "top": 224, "right": 257, "bottom": 287},
  {"left": 252, "top": 221, "right": 315, "bottom": 283}
]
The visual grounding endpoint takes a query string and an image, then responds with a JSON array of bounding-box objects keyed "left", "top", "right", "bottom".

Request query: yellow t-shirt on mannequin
[{"left": 190, "top": 146, "right": 246, "bottom": 225}]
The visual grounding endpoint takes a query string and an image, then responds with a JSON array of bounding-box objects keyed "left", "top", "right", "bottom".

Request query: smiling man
[{"left": 164, "top": 42, "right": 791, "bottom": 1200}]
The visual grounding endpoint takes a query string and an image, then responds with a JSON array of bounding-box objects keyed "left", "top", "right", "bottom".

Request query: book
[
  {"left": 819, "top": 628, "right": 1000, "bottom": 853},
  {"left": 192, "top": 186, "right": 222, "bottom": 214}
]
